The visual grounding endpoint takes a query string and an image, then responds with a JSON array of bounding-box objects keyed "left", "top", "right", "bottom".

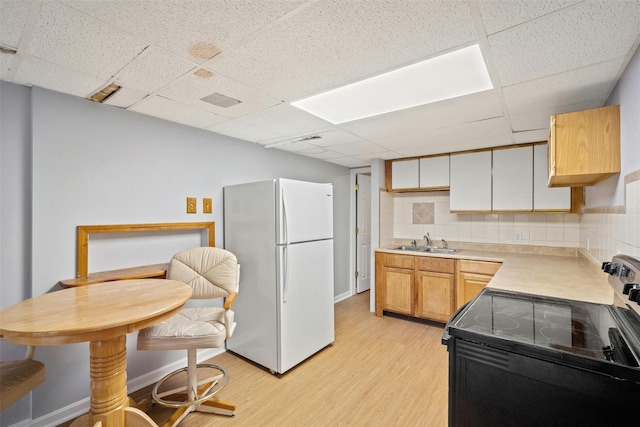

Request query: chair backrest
[{"left": 167, "top": 247, "right": 238, "bottom": 299}]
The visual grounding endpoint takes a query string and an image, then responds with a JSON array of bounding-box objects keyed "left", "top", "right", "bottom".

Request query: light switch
[
  {"left": 186, "top": 197, "right": 197, "bottom": 214},
  {"left": 203, "top": 198, "right": 212, "bottom": 214}
]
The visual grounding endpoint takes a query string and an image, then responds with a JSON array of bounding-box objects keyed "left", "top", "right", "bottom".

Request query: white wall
[{"left": 1, "top": 83, "right": 350, "bottom": 425}]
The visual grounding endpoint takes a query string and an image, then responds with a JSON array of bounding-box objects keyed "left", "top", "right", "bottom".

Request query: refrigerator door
[
  {"left": 277, "top": 179, "right": 333, "bottom": 244},
  {"left": 277, "top": 239, "right": 335, "bottom": 373}
]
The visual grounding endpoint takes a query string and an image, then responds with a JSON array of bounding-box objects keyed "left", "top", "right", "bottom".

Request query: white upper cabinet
[
  {"left": 450, "top": 151, "right": 492, "bottom": 212},
  {"left": 492, "top": 146, "right": 533, "bottom": 211},
  {"left": 419, "top": 155, "right": 449, "bottom": 189},
  {"left": 391, "top": 159, "right": 419, "bottom": 190},
  {"left": 533, "top": 144, "right": 571, "bottom": 211}
]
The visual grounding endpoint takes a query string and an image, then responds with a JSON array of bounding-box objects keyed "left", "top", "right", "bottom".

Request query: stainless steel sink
[
  {"left": 422, "top": 247, "right": 461, "bottom": 254},
  {"left": 393, "top": 245, "right": 428, "bottom": 252},
  {"left": 392, "top": 246, "right": 461, "bottom": 254}
]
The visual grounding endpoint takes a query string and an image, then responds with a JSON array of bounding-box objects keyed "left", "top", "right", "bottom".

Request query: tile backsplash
[
  {"left": 381, "top": 191, "right": 580, "bottom": 248},
  {"left": 380, "top": 170, "right": 640, "bottom": 262}
]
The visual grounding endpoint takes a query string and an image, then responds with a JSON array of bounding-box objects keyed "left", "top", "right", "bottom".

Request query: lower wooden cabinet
[
  {"left": 376, "top": 253, "right": 455, "bottom": 322},
  {"left": 456, "top": 260, "right": 502, "bottom": 308}
]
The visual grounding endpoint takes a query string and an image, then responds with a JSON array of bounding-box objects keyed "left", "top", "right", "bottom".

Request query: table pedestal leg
[{"left": 89, "top": 336, "right": 129, "bottom": 426}]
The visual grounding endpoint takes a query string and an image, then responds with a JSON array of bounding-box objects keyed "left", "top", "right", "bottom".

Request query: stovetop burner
[{"left": 451, "top": 288, "right": 640, "bottom": 367}]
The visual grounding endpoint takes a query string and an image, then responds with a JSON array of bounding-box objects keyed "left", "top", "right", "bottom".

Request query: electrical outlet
[
  {"left": 203, "top": 198, "right": 212, "bottom": 214},
  {"left": 186, "top": 197, "right": 197, "bottom": 214},
  {"left": 514, "top": 231, "right": 522, "bottom": 242}
]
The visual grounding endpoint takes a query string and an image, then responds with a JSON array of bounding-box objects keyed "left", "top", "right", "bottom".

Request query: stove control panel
[{"left": 604, "top": 255, "right": 640, "bottom": 313}]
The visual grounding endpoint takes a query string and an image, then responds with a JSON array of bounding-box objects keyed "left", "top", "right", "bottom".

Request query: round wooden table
[{"left": 0, "top": 279, "right": 192, "bottom": 427}]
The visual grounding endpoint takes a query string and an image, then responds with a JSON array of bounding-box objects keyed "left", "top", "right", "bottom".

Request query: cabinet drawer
[
  {"left": 383, "top": 254, "right": 415, "bottom": 269},
  {"left": 417, "top": 257, "right": 455, "bottom": 274},
  {"left": 459, "top": 260, "right": 501, "bottom": 275}
]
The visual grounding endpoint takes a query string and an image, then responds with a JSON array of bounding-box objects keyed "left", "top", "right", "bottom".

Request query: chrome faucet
[
  {"left": 411, "top": 239, "right": 417, "bottom": 247},
  {"left": 441, "top": 239, "right": 448, "bottom": 249},
  {"left": 423, "top": 233, "right": 431, "bottom": 247}
]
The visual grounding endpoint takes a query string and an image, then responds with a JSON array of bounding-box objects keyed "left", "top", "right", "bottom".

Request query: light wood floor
[{"left": 60, "top": 291, "right": 449, "bottom": 426}]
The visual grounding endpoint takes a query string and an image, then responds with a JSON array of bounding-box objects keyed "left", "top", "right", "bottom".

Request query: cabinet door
[
  {"left": 419, "top": 155, "right": 449, "bottom": 189},
  {"left": 450, "top": 151, "right": 492, "bottom": 212},
  {"left": 492, "top": 146, "right": 533, "bottom": 211},
  {"left": 533, "top": 144, "right": 570, "bottom": 211},
  {"left": 391, "top": 159, "right": 419, "bottom": 190},
  {"left": 416, "top": 271, "right": 455, "bottom": 322},
  {"left": 381, "top": 267, "right": 414, "bottom": 315},
  {"left": 457, "top": 272, "right": 491, "bottom": 308}
]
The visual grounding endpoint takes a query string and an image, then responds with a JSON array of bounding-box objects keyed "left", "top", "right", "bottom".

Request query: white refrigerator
[{"left": 224, "top": 178, "right": 335, "bottom": 374}]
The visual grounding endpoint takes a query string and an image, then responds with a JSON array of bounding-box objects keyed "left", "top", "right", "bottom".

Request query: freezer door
[
  {"left": 277, "top": 179, "right": 333, "bottom": 244},
  {"left": 277, "top": 239, "right": 335, "bottom": 373}
]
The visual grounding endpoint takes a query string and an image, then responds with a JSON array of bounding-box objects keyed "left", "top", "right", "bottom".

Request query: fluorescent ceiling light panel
[{"left": 291, "top": 44, "right": 493, "bottom": 124}]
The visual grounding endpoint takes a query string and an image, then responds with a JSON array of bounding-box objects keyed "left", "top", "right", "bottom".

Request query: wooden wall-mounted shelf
[{"left": 60, "top": 222, "right": 215, "bottom": 288}]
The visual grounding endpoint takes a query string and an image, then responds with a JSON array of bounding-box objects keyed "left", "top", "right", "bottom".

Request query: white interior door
[{"left": 356, "top": 174, "right": 371, "bottom": 293}]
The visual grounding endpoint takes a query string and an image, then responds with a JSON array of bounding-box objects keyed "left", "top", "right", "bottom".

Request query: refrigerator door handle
[
  {"left": 283, "top": 246, "right": 289, "bottom": 303},
  {"left": 281, "top": 187, "right": 289, "bottom": 244}
]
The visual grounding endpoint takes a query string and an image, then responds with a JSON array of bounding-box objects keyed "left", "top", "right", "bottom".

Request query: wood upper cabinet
[
  {"left": 492, "top": 146, "right": 533, "bottom": 211},
  {"left": 415, "top": 257, "right": 455, "bottom": 323},
  {"left": 450, "top": 151, "right": 492, "bottom": 212},
  {"left": 391, "top": 159, "right": 419, "bottom": 190},
  {"left": 548, "top": 105, "right": 620, "bottom": 187},
  {"left": 456, "top": 260, "right": 501, "bottom": 308},
  {"left": 533, "top": 143, "right": 571, "bottom": 211}
]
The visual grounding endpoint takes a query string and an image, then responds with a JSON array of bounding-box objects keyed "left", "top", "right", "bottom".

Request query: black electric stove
[{"left": 442, "top": 254, "right": 640, "bottom": 427}]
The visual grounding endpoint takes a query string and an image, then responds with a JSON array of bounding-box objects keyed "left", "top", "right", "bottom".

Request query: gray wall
[
  {"left": 0, "top": 80, "right": 34, "bottom": 426},
  {"left": 585, "top": 45, "right": 640, "bottom": 208},
  {"left": 1, "top": 82, "right": 350, "bottom": 425}
]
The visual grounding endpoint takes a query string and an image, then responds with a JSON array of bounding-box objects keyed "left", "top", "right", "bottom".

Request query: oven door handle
[{"left": 442, "top": 300, "right": 472, "bottom": 346}]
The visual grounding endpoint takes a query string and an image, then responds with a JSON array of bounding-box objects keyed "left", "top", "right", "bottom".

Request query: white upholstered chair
[{"left": 137, "top": 247, "right": 239, "bottom": 426}]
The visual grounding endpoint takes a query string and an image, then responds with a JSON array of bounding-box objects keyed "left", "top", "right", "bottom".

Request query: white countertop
[{"left": 375, "top": 247, "right": 615, "bottom": 305}]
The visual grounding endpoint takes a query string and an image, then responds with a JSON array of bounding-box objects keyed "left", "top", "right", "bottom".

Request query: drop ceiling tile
[
  {"left": 240, "top": 104, "right": 334, "bottom": 135},
  {"left": 1, "top": 0, "right": 33, "bottom": 48},
  {"left": 305, "top": 130, "right": 366, "bottom": 147},
  {"left": 339, "top": 90, "right": 504, "bottom": 140},
  {"left": 503, "top": 58, "right": 625, "bottom": 114},
  {"left": 513, "top": 129, "right": 549, "bottom": 144},
  {"left": 158, "top": 69, "right": 280, "bottom": 118},
  {"left": 324, "top": 156, "right": 370, "bottom": 168},
  {"left": 329, "top": 141, "right": 389, "bottom": 156},
  {"left": 270, "top": 141, "right": 318, "bottom": 153},
  {"left": 295, "top": 147, "right": 345, "bottom": 159},
  {"left": 13, "top": 54, "right": 104, "bottom": 97},
  {"left": 113, "top": 46, "right": 197, "bottom": 93},
  {"left": 488, "top": 0, "right": 640, "bottom": 86},
  {"left": 509, "top": 99, "right": 604, "bottom": 131},
  {"left": 206, "top": 119, "right": 279, "bottom": 143},
  {"left": 478, "top": 0, "right": 582, "bottom": 35},
  {"left": 103, "top": 87, "right": 148, "bottom": 109},
  {"left": 60, "top": 0, "right": 306, "bottom": 62},
  {"left": 207, "top": 0, "right": 477, "bottom": 101},
  {"left": 1, "top": 51, "right": 15, "bottom": 79},
  {"left": 396, "top": 133, "right": 514, "bottom": 157},
  {"left": 128, "top": 95, "right": 227, "bottom": 129},
  {"left": 354, "top": 151, "right": 401, "bottom": 161},
  {"left": 25, "top": 1, "right": 147, "bottom": 80}
]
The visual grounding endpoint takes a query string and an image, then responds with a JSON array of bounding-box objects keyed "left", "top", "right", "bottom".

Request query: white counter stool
[{"left": 137, "top": 247, "right": 239, "bottom": 426}]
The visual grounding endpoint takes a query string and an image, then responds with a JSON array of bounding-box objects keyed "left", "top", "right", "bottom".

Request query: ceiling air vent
[
  {"left": 200, "top": 92, "right": 242, "bottom": 108},
  {"left": 88, "top": 83, "right": 121, "bottom": 103}
]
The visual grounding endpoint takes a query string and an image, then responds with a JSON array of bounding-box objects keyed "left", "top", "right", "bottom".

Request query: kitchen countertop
[{"left": 375, "top": 247, "right": 615, "bottom": 305}]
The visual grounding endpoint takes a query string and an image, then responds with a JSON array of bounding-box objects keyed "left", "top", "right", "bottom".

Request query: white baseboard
[
  {"left": 30, "top": 348, "right": 224, "bottom": 427},
  {"left": 7, "top": 419, "right": 32, "bottom": 427},
  {"left": 334, "top": 290, "right": 352, "bottom": 303}
]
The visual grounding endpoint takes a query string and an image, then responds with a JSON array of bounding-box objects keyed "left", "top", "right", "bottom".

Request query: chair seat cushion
[
  {"left": 137, "top": 307, "right": 233, "bottom": 351},
  {"left": 0, "top": 359, "right": 45, "bottom": 411}
]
